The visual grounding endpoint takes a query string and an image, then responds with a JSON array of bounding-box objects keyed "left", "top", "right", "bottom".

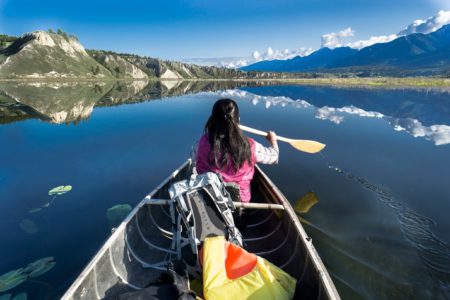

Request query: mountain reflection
[{"left": 0, "top": 80, "right": 271, "bottom": 124}]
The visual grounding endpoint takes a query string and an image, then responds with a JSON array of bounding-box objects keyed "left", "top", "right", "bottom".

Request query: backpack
[{"left": 168, "top": 172, "right": 243, "bottom": 270}]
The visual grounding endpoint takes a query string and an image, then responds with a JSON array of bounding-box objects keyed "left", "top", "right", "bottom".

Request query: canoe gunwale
[
  {"left": 61, "top": 159, "right": 192, "bottom": 300},
  {"left": 255, "top": 164, "right": 341, "bottom": 300},
  {"left": 62, "top": 159, "right": 341, "bottom": 300}
]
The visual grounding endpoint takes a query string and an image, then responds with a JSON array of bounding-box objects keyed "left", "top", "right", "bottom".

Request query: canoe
[{"left": 62, "top": 159, "right": 340, "bottom": 299}]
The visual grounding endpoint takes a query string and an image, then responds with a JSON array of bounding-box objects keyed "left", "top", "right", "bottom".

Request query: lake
[{"left": 0, "top": 81, "right": 449, "bottom": 299}]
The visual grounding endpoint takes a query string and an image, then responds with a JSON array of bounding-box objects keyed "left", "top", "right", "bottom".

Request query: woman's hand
[{"left": 266, "top": 131, "right": 277, "bottom": 145}]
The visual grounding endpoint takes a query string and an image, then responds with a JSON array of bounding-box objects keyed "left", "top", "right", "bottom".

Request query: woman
[{"left": 196, "top": 98, "right": 279, "bottom": 203}]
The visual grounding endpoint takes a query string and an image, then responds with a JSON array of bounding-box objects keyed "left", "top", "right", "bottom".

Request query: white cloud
[
  {"left": 346, "top": 34, "right": 398, "bottom": 49},
  {"left": 322, "top": 10, "right": 450, "bottom": 50},
  {"left": 315, "top": 107, "right": 345, "bottom": 124},
  {"left": 320, "top": 28, "right": 355, "bottom": 48},
  {"left": 385, "top": 118, "right": 450, "bottom": 146},
  {"left": 315, "top": 106, "right": 383, "bottom": 124},
  {"left": 397, "top": 10, "right": 450, "bottom": 36},
  {"left": 216, "top": 46, "right": 314, "bottom": 68},
  {"left": 181, "top": 46, "right": 314, "bottom": 68}
]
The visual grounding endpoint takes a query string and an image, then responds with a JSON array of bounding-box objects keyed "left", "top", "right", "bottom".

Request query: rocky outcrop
[
  {"left": 90, "top": 52, "right": 148, "bottom": 79},
  {"left": 0, "top": 31, "right": 112, "bottom": 79}
]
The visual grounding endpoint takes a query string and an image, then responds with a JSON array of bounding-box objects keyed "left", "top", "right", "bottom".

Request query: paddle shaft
[{"left": 239, "top": 125, "right": 292, "bottom": 143}]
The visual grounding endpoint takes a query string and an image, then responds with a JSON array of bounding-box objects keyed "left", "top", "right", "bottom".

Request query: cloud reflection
[{"left": 218, "top": 89, "right": 450, "bottom": 146}]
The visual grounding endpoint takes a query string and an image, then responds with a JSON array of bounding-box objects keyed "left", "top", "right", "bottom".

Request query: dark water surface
[{"left": 0, "top": 81, "right": 449, "bottom": 299}]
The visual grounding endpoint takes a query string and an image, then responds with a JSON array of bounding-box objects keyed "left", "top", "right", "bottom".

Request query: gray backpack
[{"left": 168, "top": 172, "right": 243, "bottom": 266}]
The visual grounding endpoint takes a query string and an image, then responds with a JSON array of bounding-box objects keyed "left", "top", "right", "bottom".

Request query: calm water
[{"left": 0, "top": 81, "right": 449, "bottom": 299}]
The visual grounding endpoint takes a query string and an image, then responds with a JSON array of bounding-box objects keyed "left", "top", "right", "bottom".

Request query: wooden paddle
[{"left": 239, "top": 124, "right": 326, "bottom": 154}]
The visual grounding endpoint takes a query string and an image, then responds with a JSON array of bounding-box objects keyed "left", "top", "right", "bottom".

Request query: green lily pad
[
  {"left": 19, "top": 219, "right": 38, "bottom": 234},
  {"left": 23, "top": 257, "right": 54, "bottom": 276},
  {"left": 106, "top": 204, "right": 132, "bottom": 224},
  {"left": 28, "top": 208, "right": 42, "bottom": 214},
  {"left": 12, "top": 293, "right": 27, "bottom": 300},
  {"left": 0, "top": 294, "right": 12, "bottom": 300},
  {"left": 0, "top": 269, "right": 28, "bottom": 293},
  {"left": 28, "top": 262, "right": 55, "bottom": 278},
  {"left": 48, "top": 185, "right": 72, "bottom": 196}
]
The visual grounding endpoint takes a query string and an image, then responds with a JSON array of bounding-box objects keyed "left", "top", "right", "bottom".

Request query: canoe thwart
[{"left": 144, "top": 199, "right": 285, "bottom": 210}]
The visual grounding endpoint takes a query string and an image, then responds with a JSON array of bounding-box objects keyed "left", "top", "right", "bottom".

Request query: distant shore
[{"left": 1, "top": 77, "right": 449, "bottom": 88}]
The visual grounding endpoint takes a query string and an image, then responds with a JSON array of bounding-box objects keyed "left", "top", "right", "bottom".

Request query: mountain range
[
  {"left": 2, "top": 26, "right": 450, "bottom": 79},
  {"left": 242, "top": 25, "right": 450, "bottom": 76},
  {"left": 0, "top": 30, "right": 287, "bottom": 80}
]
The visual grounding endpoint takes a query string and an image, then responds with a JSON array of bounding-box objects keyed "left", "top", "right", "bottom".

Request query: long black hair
[{"left": 205, "top": 98, "right": 252, "bottom": 172}]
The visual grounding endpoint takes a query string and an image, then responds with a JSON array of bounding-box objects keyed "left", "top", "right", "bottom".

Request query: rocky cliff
[{"left": 0, "top": 31, "right": 112, "bottom": 79}]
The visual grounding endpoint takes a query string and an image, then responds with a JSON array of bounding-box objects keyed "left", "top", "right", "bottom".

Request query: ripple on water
[{"left": 329, "top": 165, "right": 450, "bottom": 298}]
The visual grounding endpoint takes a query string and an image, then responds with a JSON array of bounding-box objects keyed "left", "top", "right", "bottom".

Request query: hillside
[
  {"left": 90, "top": 50, "right": 249, "bottom": 79},
  {"left": 0, "top": 30, "right": 252, "bottom": 80},
  {"left": 0, "top": 31, "right": 112, "bottom": 79}
]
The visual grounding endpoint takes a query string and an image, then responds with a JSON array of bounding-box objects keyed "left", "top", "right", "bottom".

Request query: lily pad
[
  {"left": 294, "top": 191, "right": 319, "bottom": 214},
  {"left": 0, "top": 294, "right": 11, "bottom": 300},
  {"left": 12, "top": 293, "right": 27, "bottom": 300},
  {"left": 106, "top": 204, "right": 132, "bottom": 224},
  {"left": 0, "top": 269, "right": 28, "bottom": 293},
  {"left": 23, "top": 257, "right": 54, "bottom": 277},
  {"left": 19, "top": 219, "right": 38, "bottom": 234},
  {"left": 28, "top": 262, "right": 55, "bottom": 278},
  {"left": 48, "top": 185, "right": 72, "bottom": 196}
]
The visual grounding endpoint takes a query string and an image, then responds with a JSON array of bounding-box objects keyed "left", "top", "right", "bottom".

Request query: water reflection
[
  {"left": 0, "top": 81, "right": 113, "bottom": 124},
  {"left": 0, "top": 80, "right": 273, "bottom": 125},
  {"left": 220, "top": 89, "right": 450, "bottom": 146},
  {"left": 2, "top": 81, "right": 450, "bottom": 147},
  {"left": 241, "top": 85, "right": 450, "bottom": 126}
]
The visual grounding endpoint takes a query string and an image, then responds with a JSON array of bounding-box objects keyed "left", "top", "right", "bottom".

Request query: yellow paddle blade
[
  {"left": 289, "top": 140, "right": 326, "bottom": 154},
  {"left": 294, "top": 191, "right": 319, "bottom": 214},
  {"left": 298, "top": 216, "right": 311, "bottom": 225}
]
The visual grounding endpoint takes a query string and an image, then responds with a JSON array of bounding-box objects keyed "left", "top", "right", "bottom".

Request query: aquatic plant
[
  {"left": 19, "top": 219, "right": 38, "bottom": 234},
  {"left": 28, "top": 185, "right": 72, "bottom": 214},
  {"left": 0, "top": 258, "right": 56, "bottom": 292},
  {"left": 0, "top": 270, "right": 27, "bottom": 293},
  {"left": 106, "top": 204, "right": 132, "bottom": 225},
  {"left": 0, "top": 292, "right": 27, "bottom": 300},
  {"left": 48, "top": 185, "right": 72, "bottom": 196},
  {"left": 24, "top": 258, "right": 56, "bottom": 278}
]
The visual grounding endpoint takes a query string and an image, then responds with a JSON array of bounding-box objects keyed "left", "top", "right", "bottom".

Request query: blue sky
[{"left": 0, "top": 0, "right": 448, "bottom": 60}]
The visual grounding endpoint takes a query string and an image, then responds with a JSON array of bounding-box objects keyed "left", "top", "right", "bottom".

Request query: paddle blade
[
  {"left": 294, "top": 191, "right": 319, "bottom": 213},
  {"left": 289, "top": 140, "right": 326, "bottom": 154}
]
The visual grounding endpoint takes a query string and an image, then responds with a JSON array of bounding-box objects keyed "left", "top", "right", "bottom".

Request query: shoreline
[{"left": 0, "top": 77, "right": 449, "bottom": 88}]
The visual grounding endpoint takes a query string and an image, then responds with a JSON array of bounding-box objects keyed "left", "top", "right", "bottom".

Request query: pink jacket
[{"left": 196, "top": 134, "right": 256, "bottom": 203}]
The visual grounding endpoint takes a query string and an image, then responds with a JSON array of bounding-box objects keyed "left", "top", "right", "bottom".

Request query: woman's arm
[{"left": 255, "top": 131, "right": 279, "bottom": 164}]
